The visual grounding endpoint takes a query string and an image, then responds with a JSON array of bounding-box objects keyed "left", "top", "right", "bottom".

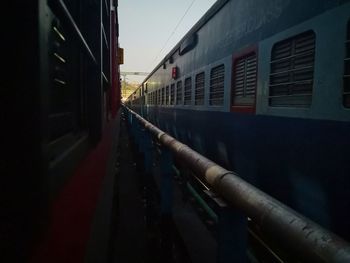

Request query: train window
[
  {"left": 49, "top": 19, "right": 82, "bottom": 141},
  {"left": 161, "top": 87, "right": 165, "bottom": 105},
  {"left": 170, "top": 84, "right": 175, "bottom": 105},
  {"left": 157, "top": 89, "right": 160, "bottom": 105},
  {"left": 269, "top": 30, "right": 315, "bottom": 107},
  {"left": 209, "top": 64, "right": 225, "bottom": 105},
  {"left": 195, "top": 72, "right": 205, "bottom": 105},
  {"left": 344, "top": 21, "right": 350, "bottom": 108},
  {"left": 166, "top": 85, "right": 169, "bottom": 105},
  {"left": 231, "top": 52, "right": 257, "bottom": 111},
  {"left": 176, "top": 81, "right": 183, "bottom": 105},
  {"left": 184, "top": 77, "right": 192, "bottom": 105},
  {"left": 158, "top": 89, "right": 161, "bottom": 105}
]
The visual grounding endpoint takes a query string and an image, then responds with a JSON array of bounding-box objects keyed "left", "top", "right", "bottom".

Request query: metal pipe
[{"left": 124, "top": 106, "right": 350, "bottom": 263}]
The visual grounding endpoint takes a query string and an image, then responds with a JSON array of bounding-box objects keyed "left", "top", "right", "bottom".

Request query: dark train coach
[
  {"left": 127, "top": 0, "right": 350, "bottom": 242},
  {"left": 2, "top": 0, "right": 121, "bottom": 262}
]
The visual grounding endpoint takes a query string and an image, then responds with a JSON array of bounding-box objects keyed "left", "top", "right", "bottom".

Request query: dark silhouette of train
[
  {"left": 2, "top": 0, "right": 121, "bottom": 262},
  {"left": 127, "top": 0, "right": 350, "bottom": 241}
]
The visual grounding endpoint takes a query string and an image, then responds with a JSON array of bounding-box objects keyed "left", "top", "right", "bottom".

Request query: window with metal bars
[
  {"left": 161, "top": 87, "right": 165, "bottom": 105},
  {"left": 232, "top": 52, "right": 257, "bottom": 108},
  {"left": 209, "top": 64, "right": 225, "bottom": 105},
  {"left": 49, "top": 18, "right": 82, "bottom": 142},
  {"left": 176, "top": 81, "right": 183, "bottom": 105},
  {"left": 184, "top": 77, "right": 192, "bottom": 105},
  {"left": 344, "top": 21, "right": 350, "bottom": 108},
  {"left": 269, "top": 31, "right": 315, "bottom": 107},
  {"left": 166, "top": 86, "right": 169, "bottom": 105},
  {"left": 170, "top": 84, "right": 175, "bottom": 105},
  {"left": 195, "top": 72, "right": 205, "bottom": 105},
  {"left": 158, "top": 89, "right": 161, "bottom": 105}
]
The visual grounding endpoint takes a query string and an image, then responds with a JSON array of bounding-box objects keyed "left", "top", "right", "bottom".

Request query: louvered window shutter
[
  {"left": 195, "top": 72, "right": 205, "bottom": 105},
  {"left": 166, "top": 86, "right": 169, "bottom": 105},
  {"left": 232, "top": 52, "right": 257, "bottom": 106},
  {"left": 209, "top": 65, "right": 225, "bottom": 105},
  {"left": 176, "top": 81, "right": 183, "bottom": 105},
  {"left": 170, "top": 84, "right": 175, "bottom": 105},
  {"left": 184, "top": 78, "right": 192, "bottom": 105},
  {"left": 269, "top": 31, "right": 315, "bottom": 107}
]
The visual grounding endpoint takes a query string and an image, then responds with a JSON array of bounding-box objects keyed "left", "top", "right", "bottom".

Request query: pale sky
[{"left": 118, "top": 0, "right": 217, "bottom": 83}]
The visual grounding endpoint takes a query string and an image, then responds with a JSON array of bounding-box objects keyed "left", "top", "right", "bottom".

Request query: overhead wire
[{"left": 151, "top": 0, "right": 197, "bottom": 67}]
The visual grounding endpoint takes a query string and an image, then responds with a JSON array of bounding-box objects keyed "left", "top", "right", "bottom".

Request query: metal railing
[{"left": 123, "top": 105, "right": 350, "bottom": 263}]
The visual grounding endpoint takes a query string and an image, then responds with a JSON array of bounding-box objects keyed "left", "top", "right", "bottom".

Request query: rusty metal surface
[{"left": 126, "top": 106, "right": 350, "bottom": 263}]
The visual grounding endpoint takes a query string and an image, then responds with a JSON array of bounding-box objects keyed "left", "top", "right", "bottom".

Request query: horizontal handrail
[{"left": 123, "top": 105, "right": 350, "bottom": 263}]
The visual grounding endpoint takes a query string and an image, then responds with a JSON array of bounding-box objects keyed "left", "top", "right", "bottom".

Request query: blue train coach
[{"left": 127, "top": 0, "right": 350, "bottom": 241}]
